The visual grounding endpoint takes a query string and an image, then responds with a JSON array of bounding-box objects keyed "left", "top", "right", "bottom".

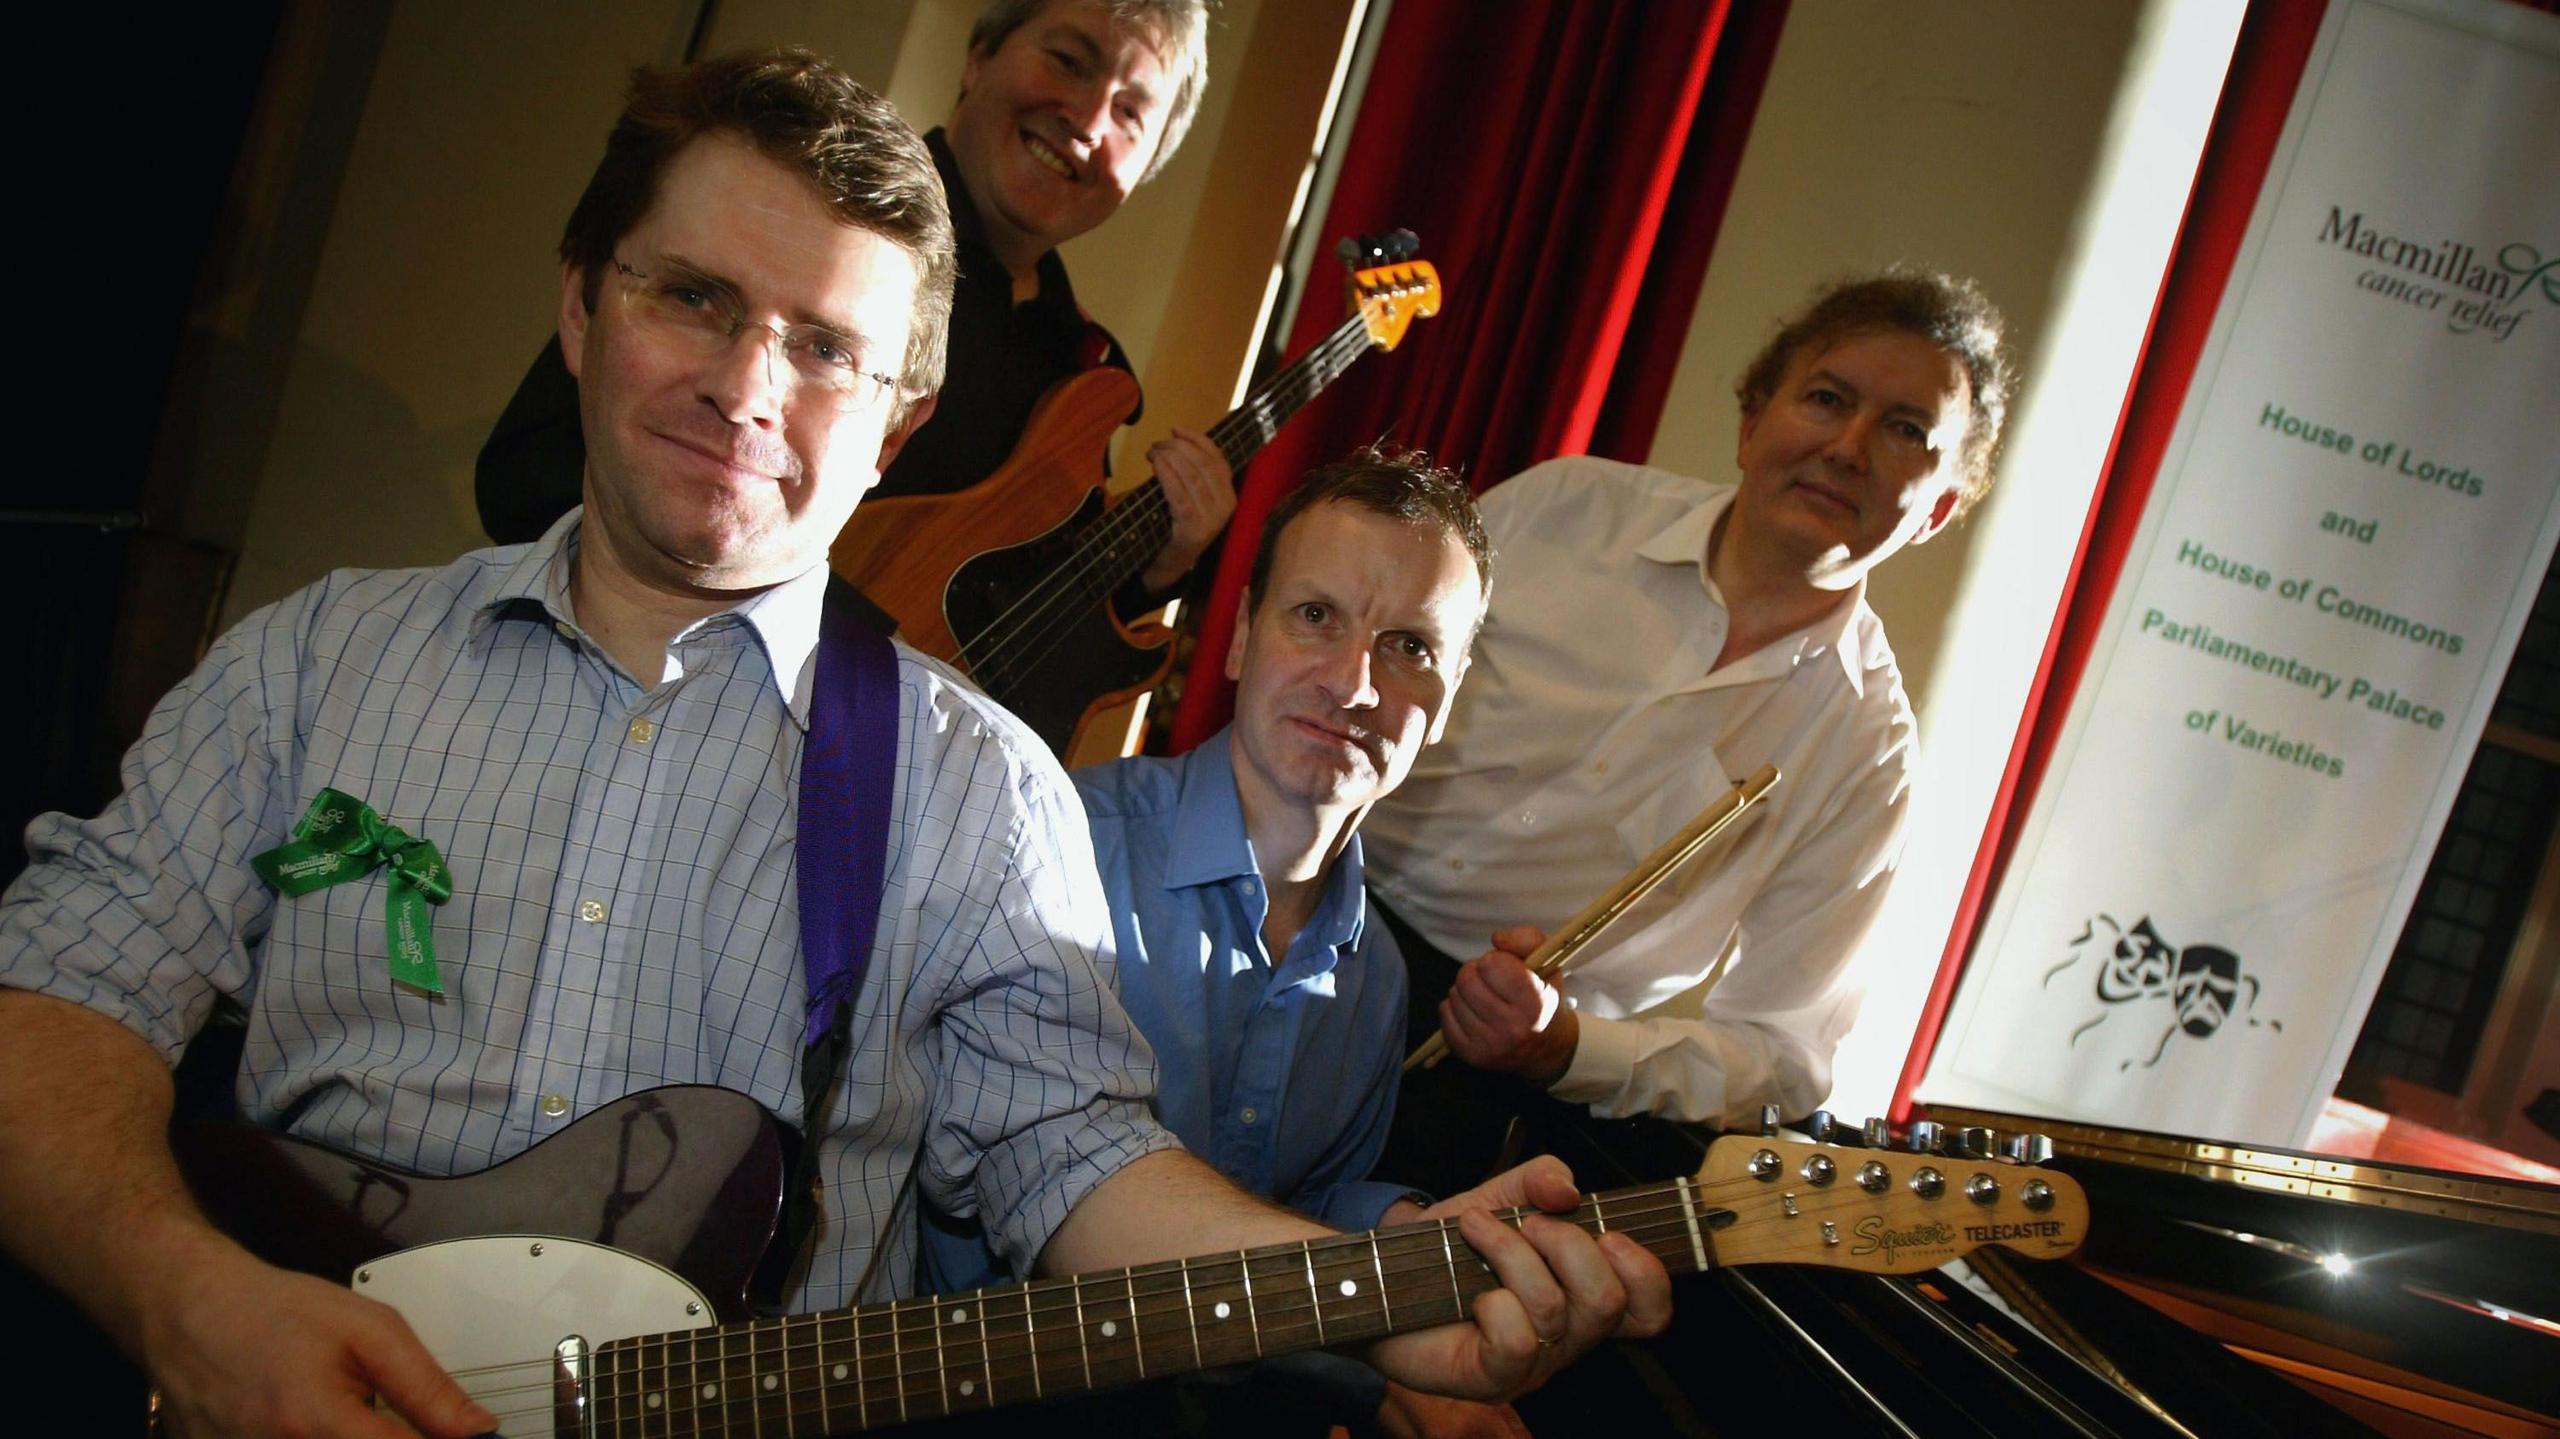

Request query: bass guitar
[
  {"left": 828, "top": 250, "right": 1442, "bottom": 757},
  {"left": 171, "top": 1085, "right": 2088, "bottom": 1435}
]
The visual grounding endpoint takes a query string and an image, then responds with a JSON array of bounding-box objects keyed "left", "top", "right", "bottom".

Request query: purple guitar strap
[{"left": 767, "top": 588, "right": 898, "bottom": 1308}]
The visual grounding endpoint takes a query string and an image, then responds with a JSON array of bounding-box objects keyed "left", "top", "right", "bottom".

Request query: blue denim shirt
[{"left": 923, "top": 730, "right": 1417, "bottom": 1291}]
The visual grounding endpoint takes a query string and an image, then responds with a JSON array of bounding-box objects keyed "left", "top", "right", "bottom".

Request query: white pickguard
[{"left": 355, "top": 1235, "right": 714, "bottom": 1438}]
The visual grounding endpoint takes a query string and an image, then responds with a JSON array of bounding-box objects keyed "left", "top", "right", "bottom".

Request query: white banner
[{"left": 1923, "top": 0, "right": 2560, "bottom": 1147}]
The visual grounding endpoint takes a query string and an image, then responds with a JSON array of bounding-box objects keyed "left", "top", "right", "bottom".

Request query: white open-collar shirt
[{"left": 1363, "top": 456, "right": 1918, "bottom": 1124}]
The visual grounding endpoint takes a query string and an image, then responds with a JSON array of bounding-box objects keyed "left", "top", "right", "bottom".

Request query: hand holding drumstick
[{"left": 1408, "top": 765, "right": 1781, "bottom": 1077}]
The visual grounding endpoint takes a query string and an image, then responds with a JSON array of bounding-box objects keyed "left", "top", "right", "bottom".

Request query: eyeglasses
[{"left": 610, "top": 259, "right": 902, "bottom": 413}]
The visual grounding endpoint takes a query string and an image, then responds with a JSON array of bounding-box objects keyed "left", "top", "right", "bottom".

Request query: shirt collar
[
  {"left": 1164, "top": 730, "right": 1372, "bottom": 952},
  {"left": 1633, "top": 482, "right": 1872, "bottom": 692},
  {"left": 471, "top": 507, "right": 832, "bottom": 728}
]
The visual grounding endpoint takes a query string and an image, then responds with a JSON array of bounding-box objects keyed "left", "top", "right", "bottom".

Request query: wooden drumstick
[{"left": 1404, "top": 764, "right": 1780, "bottom": 1073}]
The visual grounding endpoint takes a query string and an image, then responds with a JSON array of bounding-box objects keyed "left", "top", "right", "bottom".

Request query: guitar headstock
[
  {"left": 1351, "top": 260, "right": 1441, "bottom": 351},
  {"left": 1694, "top": 1117, "right": 2088, "bottom": 1274}
]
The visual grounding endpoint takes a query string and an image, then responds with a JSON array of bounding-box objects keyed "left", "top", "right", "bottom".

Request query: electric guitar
[
  {"left": 828, "top": 249, "right": 1442, "bottom": 758},
  {"left": 170, "top": 1086, "right": 2087, "bottom": 1435}
]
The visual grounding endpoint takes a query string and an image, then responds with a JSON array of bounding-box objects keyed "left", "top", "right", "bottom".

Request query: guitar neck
[
  {"left": 589, "top": 1178, "right": 1720, "bottom": 1433},
  {"left": 1041, "top": 313, "right": 1380, "bottom": 607}
]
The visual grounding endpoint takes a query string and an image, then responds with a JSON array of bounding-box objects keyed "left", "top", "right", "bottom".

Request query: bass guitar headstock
[
  {"left": 1696, "top": 1110, "right": 2088, "bottom": 1274},
  {"left": 1350, "top": 259, "right": 1441, "bottom": 352}
]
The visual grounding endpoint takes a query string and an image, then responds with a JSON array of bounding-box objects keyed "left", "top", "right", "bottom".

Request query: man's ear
[
  {"left": 1223, "top": 588, "right": 1252, "bottom": 683},
  {"left": 1734, "top": 405, "right": 1762, "bottom": 466},
  {"left": 1913, "top": 482, "right": 1962, "bottom": 545},
  {"left": 876, "top": 393, "right": 939, "bottom": 476},
  {"left": 558, "top": 262, "right": 591, "bottom": 380}
]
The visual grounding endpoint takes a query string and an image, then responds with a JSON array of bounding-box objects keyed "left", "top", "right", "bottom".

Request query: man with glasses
[
  {"left": 0, "top": 49, "right": 1662, "bottom": 1439},
  {"left": 479, "top": 0, "right": 1237, "bottom": 631}
]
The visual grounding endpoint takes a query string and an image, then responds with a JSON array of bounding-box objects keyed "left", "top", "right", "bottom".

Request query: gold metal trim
[{"left": 1925, "top": 1107, "right": 2560, "bottom": 1236}]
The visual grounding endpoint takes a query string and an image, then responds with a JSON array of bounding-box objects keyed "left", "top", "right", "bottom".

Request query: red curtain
[
  {"left": 1170, "top": 0, "right": 1789, "bottom": 751},
  {"left": 1888, "top": 0, "right": 2332, "bottom": 1121}
]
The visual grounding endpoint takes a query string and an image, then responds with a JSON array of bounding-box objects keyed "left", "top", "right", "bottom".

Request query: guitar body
[
  {"left": 173, "top": 1085, "right": 786, "bottom": 1324},
  {"left": 829, "top": 367, "right": 1170, "bottom": 754}
]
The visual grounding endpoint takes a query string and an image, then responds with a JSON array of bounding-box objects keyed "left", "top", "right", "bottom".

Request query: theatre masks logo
[{"left": 2046, "top": 914, "right": 2282, "bottom": 1071}]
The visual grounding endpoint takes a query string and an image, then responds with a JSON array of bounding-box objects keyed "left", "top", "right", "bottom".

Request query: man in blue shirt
[{"left": 927, "top": 449, "right": 1511, "bottom": 1433}]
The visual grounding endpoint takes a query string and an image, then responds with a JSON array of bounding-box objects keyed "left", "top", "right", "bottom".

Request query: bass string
[{"left": 956, "top": 320, "right": 1382, "bottom": 689}]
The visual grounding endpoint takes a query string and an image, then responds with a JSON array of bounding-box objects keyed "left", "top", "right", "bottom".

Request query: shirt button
[
  {"left": 627, "top": 717, "right": 655, "bottom": 744},
  {"left": 554, "top": 621, "right": 576, "bottom": 641},
  {"left": 1449, "top": 858, "right": 1466, "bottom": 871},
  {"left": 1518, "top": 810, "right": 1537, "bottom": 827},
  {"left": 539, "top": 1093, "right": 570, "bottom": 1118},
  {"left": 577, "top": 899, "right": 607, "bottom": 924},
  {"left": 1593, "top": 760, "right": 1608, "bottom": 775},
  {"left": 1239, "top": 1107, "right": 1259, "bottom": 1125}
]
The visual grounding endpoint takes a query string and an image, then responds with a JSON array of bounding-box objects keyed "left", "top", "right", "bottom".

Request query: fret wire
[
  {"left": 1368, "top": 1231, "right": 1392, "bottom": 1327},
  {"left": 1240, "top": 1247, "right": 1264, "bottom": 1358},
  {"left": 890, "top": 1296, "right": 909, "bottom": 1426},
  {"left": 1178, "top": 1254, "right": 1204, "bottom": 1371},
  {"left": 814, "top": 1311, "right": 835, "bottom": 1436},
  {"left": 1123, "top": 1265, "right": 1146, "bottom": 1379},
  {"left": 976, "top": 1287, "right": 993, "bottom": 1410},
  {"left": 1301, "top": 1240, "right": 1326, "bottom": 1346},
  {"left": 1071, "top": 1271, "right": 1094, "bottom": 1392},
  {"left": 931, "top": 1292, "right": 950, "bottom": 1420}
]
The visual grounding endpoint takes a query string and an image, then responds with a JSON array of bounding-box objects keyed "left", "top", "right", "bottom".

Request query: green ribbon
[{"left": 251, "top": 788, "right": 453, "bottom": 993}]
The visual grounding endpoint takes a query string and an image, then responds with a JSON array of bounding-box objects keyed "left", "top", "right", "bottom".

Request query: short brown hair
[
  {"left": 558, "top": 48, "right": 957, "bottom": 413},
  {"left": 967, "top": 0, "right": 1212, "bottom": 183},
  {"left": 1249, "top": 445, "right": 1494, "bottom": 633},
  {"left": 1736, "top": 268, "right": 2014, "bottom": 517}
]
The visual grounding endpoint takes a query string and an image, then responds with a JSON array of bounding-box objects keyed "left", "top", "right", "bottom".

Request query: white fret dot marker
[
  {"left": 1214, "top": 1301, "right": 1231, "bottom": 1320},
  {"left": 645, "top": 1393, "right": 663, "bottom": 1410},
  {"left": 832, "top": 1363, "right": 849, "bottom": 1381},
  {"left": 952, "top": 1306, "right": 969, "bottom": 1323},
  {"left": 960, "top": 1380, "right": 977, "bottom": 1397},
  {"left": 1340, "top": 1279, "right": 1358, "bottom": 1297},
  {"left": 701, "top": 1384, "right": 719, "bottom": 1400},
  {"left": 762, "top": 1374, "right": 779, "bottom": 1392},
  {"left": 1100, "top": 1320, "right": 1118, "bottom": 1338}
]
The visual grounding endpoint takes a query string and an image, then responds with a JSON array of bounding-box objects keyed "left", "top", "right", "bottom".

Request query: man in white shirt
[{"left": 1362, "top": 270, "right": 2013, "bottom": 1180}]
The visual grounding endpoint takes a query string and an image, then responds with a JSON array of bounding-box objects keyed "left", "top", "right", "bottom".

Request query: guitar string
[
  {"left": 957, "top": 318, "right": 1377, "bottom": 695},
  {"left": 952, "top": 309, "right": 1377, "bottom": 686},
  {"left": 955, "top": 317, "right": 1382, "bottom": 694},
  {"left": 440, "top": 1168, "right": 1951, "bottom": 1391},
  {"left": 466, "top": 1210, "right": 1724, "bottom": 1429},
  {"left": 461, "top": 1172, "right": 2034, "bottom": 1426}
]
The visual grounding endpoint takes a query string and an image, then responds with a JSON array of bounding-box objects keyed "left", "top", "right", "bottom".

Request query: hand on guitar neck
[{"left": 1137, "top": 424, "right": 1234, "bottom": 596}]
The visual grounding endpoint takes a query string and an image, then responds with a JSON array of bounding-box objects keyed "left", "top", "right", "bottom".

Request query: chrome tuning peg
[
  {"left": 2001, "top": 1133, "right": 2056, "bottom": 1165},
  {"left": 1953, "top": 1126, "right": 1997, "bottom": 1161},
  {"left": 1862, "top": 1117, "right": 1893, "bottom": 1150},
  {"left": 1904, "top": 1119, "right": 1942, "bottom": 1154},
  {"left": 1759, "top": 1104, "right": 1781, "bottom": 1137},
  {"left": 1805, "top": 1110, "right": 1841, "bottom": 1143}
]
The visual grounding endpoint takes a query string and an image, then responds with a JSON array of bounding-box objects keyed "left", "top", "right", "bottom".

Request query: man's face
[
  {"left": 945, "top": 0, "right": 1175, "bottom": 262},
  {"left": 1225, "top": 502, "right": 1483, "bottom": 824},
  {"left": 1731, "top": 329, "right": 1975, "bottom": 589},
  {"left": 559, "top": 133, "right": 930, "bottom": 596}
]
